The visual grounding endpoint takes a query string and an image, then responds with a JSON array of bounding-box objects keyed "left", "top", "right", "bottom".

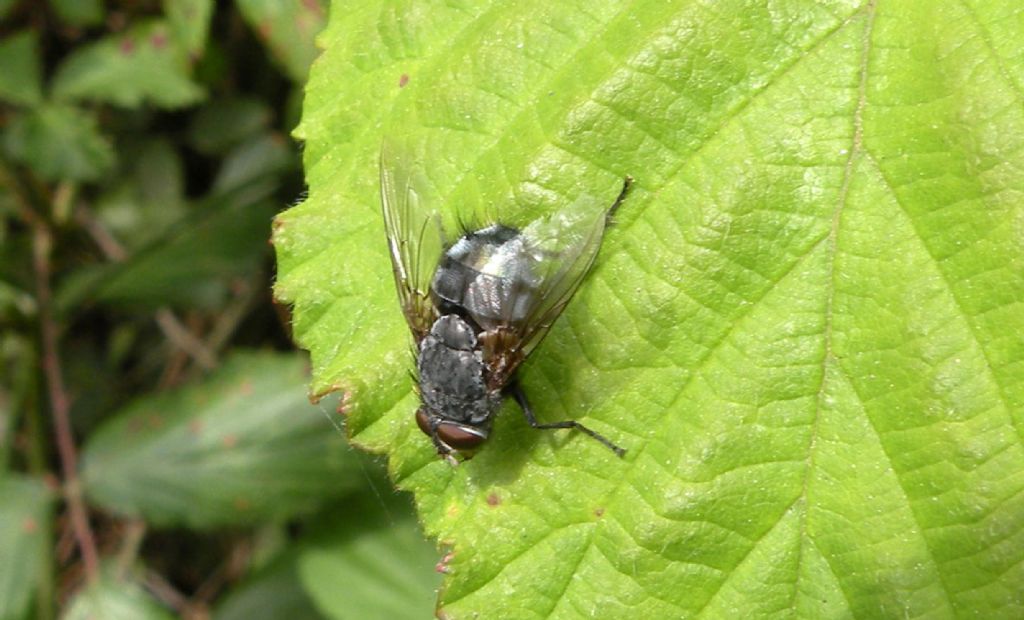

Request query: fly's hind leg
[
  {"left": 508, "top": 382, "right": 626, "bottom": 458},
  {"left": 605, "top": 176, "right": 634, "bottom": 223}
]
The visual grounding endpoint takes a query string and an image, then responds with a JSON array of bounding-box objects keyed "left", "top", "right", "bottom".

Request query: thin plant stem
[{"left": 31, "top": 223, "right": 100, "bottom": 583}]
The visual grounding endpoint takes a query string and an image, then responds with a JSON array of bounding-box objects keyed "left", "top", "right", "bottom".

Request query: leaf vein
[{"left": 956, "top": 0, "right": 1024, "bottom": 104}]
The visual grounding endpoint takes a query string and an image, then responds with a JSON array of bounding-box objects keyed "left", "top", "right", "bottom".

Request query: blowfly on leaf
[{"left": 380, "top": 144, "right": 632, "bottom": 465}]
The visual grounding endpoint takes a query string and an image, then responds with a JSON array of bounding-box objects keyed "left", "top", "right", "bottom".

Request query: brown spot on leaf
[
  {"left": 222, "top": 434, "right": 238, "bottom": 448},
  {"left": 446, "top": 503, "right": 460, "bottom": 519},
  {"left": 107, "top": 12, "right": 127, "bottom": 30},
  {"left": 189, "top": 420, "right": 203, "bottom": 436},
  {"left": 310, "top": 382, "right": 344, "bottom": 404},
  {"left": 239, "top": 379, "right": 253, "bottom": 396},
  {"left": 22, "top": 517, "right": 38, "bottom": 534},
  {"left": 119, "top": 38, "right": 135, "bottom": 54},
  {"left": 151, "top": 32, "right": 167, "bottom": 49},
  {"left": 234, "top": 497, "right": 251, "bottom": 511},
  {"left": 301, "top": 0, "right": 324, "bottom": 17},
  {"left": 486, "top": 493, "right": 500, "bottom": 507},
  {"left": 594, "top": 507, "right": 605, "bottom": 518},
  {"left": 399, "top": 74, "right": 410, "bottom": 88}
]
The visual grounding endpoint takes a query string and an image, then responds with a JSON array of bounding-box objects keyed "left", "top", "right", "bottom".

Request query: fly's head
[{"left": 415, "top": 406, "right": 490, "bottom": 465}]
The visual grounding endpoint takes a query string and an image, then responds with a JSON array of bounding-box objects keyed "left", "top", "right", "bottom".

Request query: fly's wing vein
[
  {"left": 380, "top": 143, "right": 445, "bottom": 341},
  {"left": 485, "top": 180, "right": 629, "bottom": 387}
]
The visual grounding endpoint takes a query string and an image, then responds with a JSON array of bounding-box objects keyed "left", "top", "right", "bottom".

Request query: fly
[{"left": 380, "top": 144, "right": 632, "bottom": 465}]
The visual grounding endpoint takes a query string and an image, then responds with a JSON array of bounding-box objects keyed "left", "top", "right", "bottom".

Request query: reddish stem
[{"left": 31, "top": 223, "right": 100, "bottom": 583}]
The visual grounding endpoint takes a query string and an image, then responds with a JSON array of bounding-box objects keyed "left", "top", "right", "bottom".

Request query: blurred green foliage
[{"left": 0, "top": 1, "right": 437, "bottom": 618}]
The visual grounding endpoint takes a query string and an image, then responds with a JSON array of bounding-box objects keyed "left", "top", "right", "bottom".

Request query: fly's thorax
[
  {"left": 417, "top": 315, "right": 500, "bottom": 426},
  {"left": 431, "top": 224, "right": 542, "bottom": 330},
  {"left": 429, "top": 314, "right": 476, "bottom": 349}
]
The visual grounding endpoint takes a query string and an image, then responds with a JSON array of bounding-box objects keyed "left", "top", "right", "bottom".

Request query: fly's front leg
[
  {"left": 508, "top": 382, "right": 626, "bottom": 458},
  {"left": 426, "top": 417, "right": 460, "bottom": 467}
]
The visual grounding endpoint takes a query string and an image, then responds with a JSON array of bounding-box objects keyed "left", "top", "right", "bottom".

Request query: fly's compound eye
[
  {"left": 416, "top": 408, "right": 488, "bottom": 451},
  {"left": 415, "top": 408, "right": 434, "bottom": 437},
  {"left": 436, "top": 422, "right": 488, "bottom": 451}
]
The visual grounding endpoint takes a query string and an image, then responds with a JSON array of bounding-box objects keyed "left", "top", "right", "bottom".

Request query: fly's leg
[
  {"left": 605, "top": 176, "right": 634, "bottom": 223},
  {"left": 426, "top": 418, "right": 461, "bottom": 467},
  {"left": 509, "top": 382, "right": 626, "bottom": 458}
]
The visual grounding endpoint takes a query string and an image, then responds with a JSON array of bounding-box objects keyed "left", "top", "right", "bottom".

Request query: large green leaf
[
  {"left": 274, "top": 1, "right": 1024, "bottom": 618},
  {"left": 81, "top": 352, "right": 364, "bottom": 528}
]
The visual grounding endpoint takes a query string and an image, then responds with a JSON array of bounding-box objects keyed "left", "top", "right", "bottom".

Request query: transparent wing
[
  {"left": 483, "top": 179, "right": 631, "bottom": 386},
  {"left": 380, "top": 143, "right": 445, "bottom": 341}
]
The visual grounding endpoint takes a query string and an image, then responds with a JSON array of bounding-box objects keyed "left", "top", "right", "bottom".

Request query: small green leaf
[
  {"left": 0, "top": 336, "right": 37, "bottom": 468},
  {"left": 0, "top": 475, "right": 52, "bottom": 620},
  {"left": 187, "top": 97, "right": 272, "bottom": 155},
  {"left": 95, "top": 138, "right": 187, "bottom": 252},
  {"left": 213, "top": 552, "right": 327, "bottom": 620},
  {"left": 235, "top": 0, "right": 326, "bottom": 82},
  {"left": 62, "top": 570, "right": 174, "bottom": 620},
  {"left": 0, "top": 0, "right": 16, "bottom": 21},
  {"left": 52, "top": 20, "right": 204, "bottom": 109},
  {"left": 164, "top": 0, "right": 214, "bottom": 56},
  {"left": 3, "top": 104, "right": 114, "bottom": 182},
  {"left": 212, "top": 133, "right": 295, "bottom": 194},
  {"left": 0, "top": 280, "right": 35, "bottom": 322},
  {"left": 58, "top": 190, "right": 275, "bottom": 311},
  {"left": 0, "top": 31, "right": 43, "bottom": 106},
  {"left": 297, "top": 493, "right": 440, "bottom": 620},
  {"left": 81, "top": 352, "right": 364, "bottom": 528},
  {"left": 48, "top": 0, "right": 104, "bottom": 27},
  {"left": 275, "top": 1, "right": 1024, "bottom": 618}
]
